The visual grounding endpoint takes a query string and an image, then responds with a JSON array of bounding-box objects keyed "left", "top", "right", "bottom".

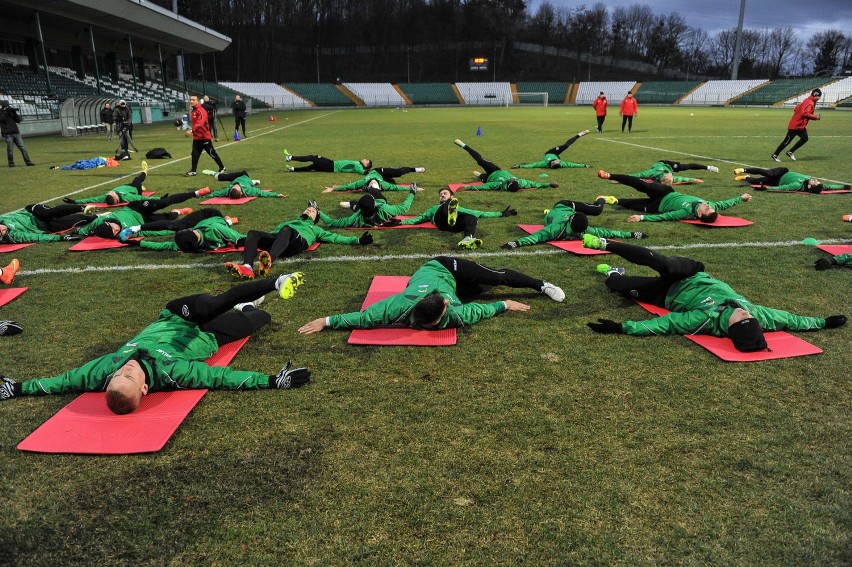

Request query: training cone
[
  {"left": 269, "top": 114, "right": 277, "bottom": 122},
  {"left": 476, "top": 126, "right": 482, "bottom": 137},
  {"left": 234, "top": 129, "right": 240, "bottom": 141}
]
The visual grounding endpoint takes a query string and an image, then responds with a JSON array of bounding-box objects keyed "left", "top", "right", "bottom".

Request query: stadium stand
[
  {"left": 634, "top": 81, "right": 702, "bottom": 104},
  {"left": 397, "top": 83, "right": 459, "bottom": 105},
  {"left": 779, "top": 76, "right": 852, "bottom": 107},
  {"left": 729, "top": 78, "right": 828, "bottom": 106},
  {"left": 343, "top": 83, "right": 407, "bottom": 107},
  {"left": 516, "top": 82, "right": 570, "bottom": 105},
  {"left": 284, "top": 83, "right": 356, "bottom": 107},
  {"left": 574, "top": 81, "right": 637, "bottom": 104},
  {"left": 220, "top": 82, "right": 311, "bottom": 109},
  {"left": 455, "top": 82, "right": 512, "bottom": 105},
  {"left": 679, "top": 79, "right": 767, "bottom": 105},
  {"left": 182, "top": 81, "right": 269, "bottom": 109}
]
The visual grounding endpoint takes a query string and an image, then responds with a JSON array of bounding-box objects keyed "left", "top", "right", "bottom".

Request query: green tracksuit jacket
[
  {"left": 516, "top": 203, "right": 635, "bottom": 246},
  {"left": 331, "top": 171, "right": 410, "bottom": 192},
  {"left": 271, "top": 218, "right": 360, "bottom": 246},
  {"left": 834, "top": 254, "right": 852, "bottom": 266},
  {"left": 516, "top": 153, "right": 587, "bottom": 169},
  {"left": 78, "top": 208, "right": 146, "bottom": 236},
  {"left": 317, "top": 192, "right": 415, "bottom": 228},
  {"left": 0, "top": 210, "right": 62, "bottom": 243},
  {"left": 640, "top": 194, "right": 745, "bottom": 222},
  {"left": 75, "top": 185, "right": 148, "bottom": 204},
  {"left": 334, "top": 160, "right": 367, "bottom": 174},
  {"left": 400, "top": 204, "right": 503, "bottom": 225},
  {"left": 621, "top": 272, "right": 827, "bottom": 337},
  {"left": 764, "top": 171, "right": 847, "bottom": 192},
  {"left": 327, "top": 260, "right": 507, "bottom": 330},
  {"left": 460, "top": 170, "right": 552, "bottom": 191},
  {"left": 629, "top": 162, "right": 696, "bottom": 184},
  {"left": 138, "top": 216, "right": 245, "bottom": 251},
  {"left": 21, "top": 310, "right": 270, "bottom": 396},
  {"left": 208, "top": 175, "right": 280, "bottom": 198}
]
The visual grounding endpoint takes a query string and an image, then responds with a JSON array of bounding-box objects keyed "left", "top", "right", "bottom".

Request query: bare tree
[
  {"left": 762, "top": 27, "right": 799, "bottom": 78},
  {"left": 811, "top": 30, "right": 848, "bottom": 75}
]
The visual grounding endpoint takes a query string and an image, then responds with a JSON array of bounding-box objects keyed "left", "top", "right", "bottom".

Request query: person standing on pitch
[
  {"left": 231, "top": 95, "right": 247, "bottom": 139},
  {"left": 593, "top": 92, "right": 608, "bottom": 133},
  {"left": 772, "top": 88, "right": 821, "bottom": 162},
  {"left": 619, "top": 91, "right": 638, "bottom": 133},
  {"left": 186, "top": 95, "right": 225, "bottom": 177}
]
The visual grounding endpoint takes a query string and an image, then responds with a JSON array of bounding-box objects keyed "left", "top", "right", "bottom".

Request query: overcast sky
[{"left": 535, "top": 1, "right": 852, "bottom": 39}]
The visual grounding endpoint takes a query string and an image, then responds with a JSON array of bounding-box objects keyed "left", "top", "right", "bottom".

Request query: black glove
[
  {"left": 843, "top": 184, "right": 851, "bottom": 190},
  {"left": 61, "top": 233, "right": 81, "bottom": 242},
  {"left": 632, "top": 231, "right": 649, "bottom": 239},
  {"left": 124, "top": 238, "right": 141, "bottom": 247},
  {"left": 270, "top": 360, "right": 311, "bottom": 389},
  {"left": 0, "top": 321, "right": 23, "bottom": 336},
  {"left": 308, "top": 199, "right": 318, "bottom": 210},
  {"left": 63, "top": 197, "right": 77, "bottom": 204},
  {"left": 824, "top": 315, "right": 847, "bottom": 329},
  {"left": 501, "top": 206, "right": 518, "bottom": 217},
  {"left": 359, "top": 231, "right": 373, "bottom": 245},
  {"left": 0, "top": 376, "right": 20, "bottom": 401},
  {"left": 501, "top": 241, "right": 519, "bottom": 250},
  {"left": 814, "top": 257, "right": 837, "bottom": 271},
  {"left": 587, "top": 319, "right": 623, "bottom": 334}
]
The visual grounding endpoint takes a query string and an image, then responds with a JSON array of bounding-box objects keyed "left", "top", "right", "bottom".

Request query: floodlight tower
[{"left": 730, "top": 0, "right": 747, "bottom": 79}]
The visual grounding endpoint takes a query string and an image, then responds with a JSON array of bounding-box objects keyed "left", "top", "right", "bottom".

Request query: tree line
[{"left": 151, "top": 0, "right": 851, "bottom": 83}]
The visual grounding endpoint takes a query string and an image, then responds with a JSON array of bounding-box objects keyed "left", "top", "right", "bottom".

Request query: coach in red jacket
[
  {"left": 593, "top": 92, "right": 608, "bottom": 133},
  {"left": 771, "top": 88, "right": 821, "bottom": 162},
  {"left": 186, "top": 95, "right": 226, "bottom": 177},
  {"left": 619, "top": 92, "right": 638, "bottom": 133}
]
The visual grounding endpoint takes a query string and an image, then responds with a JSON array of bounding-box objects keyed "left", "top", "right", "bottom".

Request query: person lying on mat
[
  {"left": 453, "top": 139, "right": 559, "bottom": 191},
  {"left": 63, "top": 167, "right": 164, "bottom": 206},
  {"left": 225, "top": 203, "right": 372, "bottom": 279},
  {"left": 619, "top": 159, "right": 720, "bottom": 184},
  {"left": 510, "top": 130, "right": 591, "bottom": 169},
  {"left": 814, "top": 252, "right": 852, "bottom": 271},
  {"left": 202, "top": 169, "right": 287, "bottom": 199},
  {"left": 120, "top": 209, "right": 243, "bottom": 253},
  {"left": 77, "top": 190, "right": 205, "bottom": 239},
  {"left": 597, "top": 170, "right": 751, "bottom": 224},
  {"left": 401, "top": 188, "right": 518, "bottom": 250},
  {"left": 284, "top": 149, "right": 371, "bottom": 174},
  {"left": 317, "top": 184, "right": 418, "bottom": 228},
  {"left": 0, "top": 277, "right": 310, "bottom": 413},
  {"left": 0, "top": 204, "right": 92, "bottom": 243},
  {"left": 323, "top": 168, "right": 425, "bottom": 193},
  {"left": 501, "top": 197, "right": 647, "bottom": 250},
  {"left": 298, "top": 256, "right": 565, "bottom": 334},
  {"left": 581, "top": 237, "right": 846, "bottom": 350},
  {"left": 733, "top": 166, "right": 850, "bottom": 193}
]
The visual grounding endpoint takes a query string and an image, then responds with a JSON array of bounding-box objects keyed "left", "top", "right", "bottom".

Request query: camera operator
[
  {"left": 113, "top": 100, "right": 138, "bottom": 154},
  {"left": 0, "top": 100, "right": 34, "bottom": 167},
  {"left": 202, "top": 95, "right": 220, "bottom": 142}
]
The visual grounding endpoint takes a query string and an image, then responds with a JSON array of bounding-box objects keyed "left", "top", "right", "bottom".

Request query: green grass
[{"left": 1, "top": 106, "right": 850, "bottom": 565}]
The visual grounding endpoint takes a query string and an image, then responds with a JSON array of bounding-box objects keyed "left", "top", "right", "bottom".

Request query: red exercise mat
[
  {"left": 84, "top": 191, "right": 156, "bottom": 207},
  {"left": 681, "top": 215, "right": 752, "bottom": 227},
  {"left": 517, "top": 225, "right": 610, "bottom": 255},
  {"left": 16, "top": 337, "right": 249, "bottom": 455},
  {"left": 0, "top": 287, "right": 27, "bottom": 307},
  {"left": 816, "top": 244, "right": 852, "bottom": 256},
  {"left": 206, "top": 245, "right": 245, "bottom": 254},
  {"left": 635, "top": 301, "right": 821, "bottom": 361},
  {"left": 200, "top": 196, "right": 257, "bottom": 205},
  {"left": 348, "top": 275, "right": 457, "bottom": 346},
  {"left": 345, "top": 216, "right": 437, "bottom": 230},
  {"left": 69, "top": 236, "right": 139, "bottom": 250},
  {"left": 0, "top": 243, "right": 35, "bottom": 253}
]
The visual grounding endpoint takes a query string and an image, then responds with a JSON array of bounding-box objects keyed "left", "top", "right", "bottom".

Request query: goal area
[{"left": 509, "top": 92, "right": 549, "bottom": 107}]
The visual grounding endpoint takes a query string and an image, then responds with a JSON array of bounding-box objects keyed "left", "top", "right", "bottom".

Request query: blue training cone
[
  {"left": 234, "top": 129, "right": 240, "bottom": 142},
  {"left": 476, "top": 126, "right": 482, "bottom": 137}
]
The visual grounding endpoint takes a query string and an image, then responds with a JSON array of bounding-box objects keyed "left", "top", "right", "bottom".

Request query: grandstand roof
[{"left": 0, "top": 0, "right": 230, "bottom": 55}]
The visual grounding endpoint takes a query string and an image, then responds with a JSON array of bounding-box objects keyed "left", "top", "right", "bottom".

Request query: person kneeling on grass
[
  {"left": 0, "top": 276, "right": 310, "bottom": 413},
  {"left": 511, "top": 130, "right": 591, "bottom": 170},
  {"left": 454, "top": 139, "right": 559, "bottom": 192},
  {"left": 202, "top": 169, "right": 287, "bottom": 199},
  {"left": 733, "top": 166, "right": 850, "bottom": 194},
  {"left": 120, "top": 209, "right": 242, "bottom": 253},
  {"left": 298, "top": 256, "right": 565, "bottom": 334},
  {"left": 501, "top": 197, "right": 647, "bottom": 250},
  {"left": 225, "top": 203, "right": 373, "bottom": 279},
  {"left": 581, "top": 236, "right": 846, "bottom": 350},
  {"left": 598, "top": 170, "right": 751, "bottom": 224},
  {"left": 401, "top": 188, "right": 518, "bottom": 249}
]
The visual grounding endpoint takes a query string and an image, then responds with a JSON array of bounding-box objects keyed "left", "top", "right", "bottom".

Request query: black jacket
[
  {"left": 231, "top": 99, "right": 246, "bottom": 118},
  {"left": 0, "top": 106, "right": 22, "bottom": 135},
  {"left": 100, "top": 107, "right": 114, "bottom": 124}
]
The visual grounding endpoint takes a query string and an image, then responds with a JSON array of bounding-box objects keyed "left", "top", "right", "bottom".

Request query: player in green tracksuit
[
  {"left": 601, "top": 173, "right": 751, "bottom": 223},
  {"left": 401, "top": 188, "right": 517, "bottom": 249},
  {"left": 626, "top": 160, "right": 719, "bottom": 184},
  {"left": 128, "top": 212, "right": 245, "bottom": 253},
  {"left": 285, "top": 150, "right": 371, "bottom": 174},
  {"left": 324, "top": 170, "right": 414, "bottom": 192},
  {"left": 205, "top": 170, "right": 286, "bottom": 199},
  {"left": 734, "top": 166, "right": 850, "bottom": 193},
  {"left": 511, "top": 131, "right": 591, "bottom": 169},
  {"left": 454, "top": 139, "right": 558, "bottom": 191},
  {"left": 0, "top": 204, "right": 92, "bottom": 243},
  {"left": 582, "top": 238, "right": 847, "bottom": 351},
  {"left": 500, "top": 199, "right": 647, "bottom": 249},
  {"left": 0, "top": 277, "right": 311, "bottom": 413},
  {"left": 66, "top": 171, "right": 152, "bottom": 205},
  {"left": 317, "top": 187, "right": 417, "bottom": 228},
  {"left": 815, "top": 252, "right": 852, "bottom": 270},
  {"left": 79, "top": 191, "right": 199, "bottom": 238},
  {"left": 298, "top": 256, "right": 566, "bottom": 334},
  {"left": 224, "top": 205, "right": 372, "bottom": 279}
]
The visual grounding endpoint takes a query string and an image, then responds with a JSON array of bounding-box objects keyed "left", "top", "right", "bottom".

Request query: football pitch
[{"left": 1, "top": 105, "right": 850, "bottom": 565}]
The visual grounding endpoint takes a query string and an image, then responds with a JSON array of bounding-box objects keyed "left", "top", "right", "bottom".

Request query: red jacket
[
  {"left": 620, "top": 96, "right": 638, "bottom": 116},
  {"left": 593, "top": 97, "right": 608, "bottom": 117},
  {"left": 787, "top": 95, "right": 820, "bottom": 130},
  {"left": 190, "top": 104, "right": 212, "bottom": 141}
]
